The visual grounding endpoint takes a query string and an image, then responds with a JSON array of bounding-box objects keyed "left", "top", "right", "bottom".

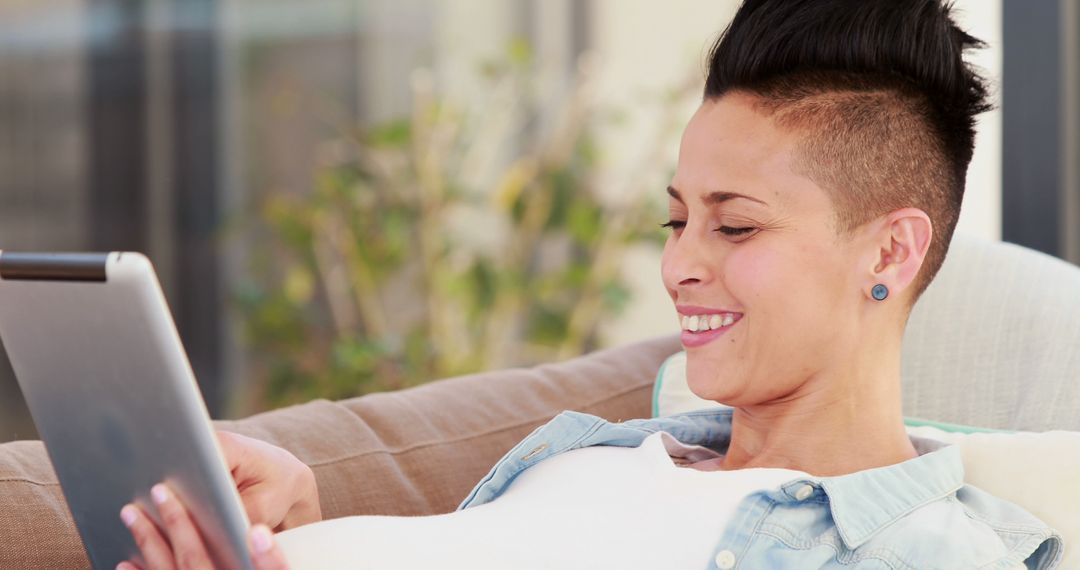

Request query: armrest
[
  {"left": 0, "top": 334, "right": 678, "bottom": 569},
  {"left": 0, "top": 441, "right": 88, "bottom": 569}
]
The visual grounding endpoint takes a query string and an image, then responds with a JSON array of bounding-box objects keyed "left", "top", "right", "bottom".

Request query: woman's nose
[{"left": 662, "top": 231, "right": 714, "bottom": 289}]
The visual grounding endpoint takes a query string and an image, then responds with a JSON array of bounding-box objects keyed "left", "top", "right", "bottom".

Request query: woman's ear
[{"left": 867, "top": 208, "right": 933, "bottom": 300}]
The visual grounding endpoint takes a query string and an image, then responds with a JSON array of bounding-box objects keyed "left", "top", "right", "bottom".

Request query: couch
[{"left": 2, "top": 235, "right": 1078, "bottom": 569}]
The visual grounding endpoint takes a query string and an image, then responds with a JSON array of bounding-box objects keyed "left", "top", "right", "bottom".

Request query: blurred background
[{"left": 1, "top": 0, "right": 1077, "bottom": 442}]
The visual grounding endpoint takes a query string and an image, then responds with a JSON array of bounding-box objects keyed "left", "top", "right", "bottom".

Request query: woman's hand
[
  {"left": 216, "top": 431, "right": 322, "bottom": 531},
  {"left": 118, "top": 483, "right": 289, "bottom": 570},
  {"left": 117, "top": 431, "right": 320, "bottom": 569}
]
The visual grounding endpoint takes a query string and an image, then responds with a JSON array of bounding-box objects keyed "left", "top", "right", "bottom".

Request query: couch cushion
[
  {"left": 900, "top": 236, "right": 1080, "bottom": 430},
  {"left": 0, "top": 334, "right": 677, "bottom": 570}
]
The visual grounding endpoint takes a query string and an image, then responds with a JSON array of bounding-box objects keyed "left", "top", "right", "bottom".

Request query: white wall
[
  {"left": 589, "top": 1, "right": 739, "bottom": 347},
  {"left": 951, "top": 0, "right": 1003, "bottom": 242},
  {"left": 594, "top": 0, "right": 1005, "bottom": 348}
]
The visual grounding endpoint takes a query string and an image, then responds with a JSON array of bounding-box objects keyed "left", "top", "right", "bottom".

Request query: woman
[{"left": 118, "top": 0, "right": 1063, "bottom": 568}]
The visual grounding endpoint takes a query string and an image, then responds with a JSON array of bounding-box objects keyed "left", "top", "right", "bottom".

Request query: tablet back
[{"left": 0, "top": 252, "right": 252, "bottom": 570}]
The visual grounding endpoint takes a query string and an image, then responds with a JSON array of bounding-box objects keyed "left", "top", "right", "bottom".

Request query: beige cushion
[
  {"left": 0, "top": 335, "right": 678, "bottom": 570},
  {"left": 901, "top": 235, "right": 1080, "bottom": 430}
]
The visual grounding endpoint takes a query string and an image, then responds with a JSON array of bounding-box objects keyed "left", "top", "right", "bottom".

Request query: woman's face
[{"left": 661, "top": 93, "right": 864, "bottom": 405}]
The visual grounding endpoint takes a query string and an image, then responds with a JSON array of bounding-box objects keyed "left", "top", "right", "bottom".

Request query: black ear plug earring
[{"left": 871, "top": 284, "right": 889, "bottom": 301}]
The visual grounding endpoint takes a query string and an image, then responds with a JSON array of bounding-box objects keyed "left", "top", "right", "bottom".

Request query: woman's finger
[
  {"left": 237, "top": 487, "right": 276, "bottom": 527},
  {"left": 120, "top": 504, "right": 176, "bottom": 570},
  {"left": 248, "top": 525, "right": 291, "bottom": 570},
  {"left": 151, "top": 484, "right": 214, "bottom": 570}
]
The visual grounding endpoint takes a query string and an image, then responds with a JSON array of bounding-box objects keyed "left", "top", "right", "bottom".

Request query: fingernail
[
  {"left": 250, "top": 525, "right": 273, "bottom": 554},
  {"left": 120, "top": 505, "right": 137, "bottom": 528},
  {"left": 151, "top": 484, "right": 169, "bottom": 505}
]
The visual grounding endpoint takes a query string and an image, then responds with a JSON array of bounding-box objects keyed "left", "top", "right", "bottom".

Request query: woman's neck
[{"left": 706, "top": 348, "right": 917, "bottom": 476}]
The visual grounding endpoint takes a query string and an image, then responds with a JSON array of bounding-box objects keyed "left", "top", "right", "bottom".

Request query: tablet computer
[{"left": 0, "top": 251, "right": 254, "bottom": 569}]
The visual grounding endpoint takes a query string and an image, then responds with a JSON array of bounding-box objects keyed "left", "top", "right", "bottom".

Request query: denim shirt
[{"left": 459, "top": 409, "right": 1063, "bottom": 570}]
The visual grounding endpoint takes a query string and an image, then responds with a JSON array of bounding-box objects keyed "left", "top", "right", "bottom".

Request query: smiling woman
[
  {"left": 660, "top": 90, "right": 930, "bottom": 469},
  {"left": 120, "top": 0, "right": 1063, "bottom": 569}
]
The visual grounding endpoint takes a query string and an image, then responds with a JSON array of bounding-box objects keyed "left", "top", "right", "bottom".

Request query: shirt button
[
  {"left": 714, "top": 550, "right": 736, "bottom": 569},
  {"left": 795, "top": 484, "right": 814, "bottom": 501}
]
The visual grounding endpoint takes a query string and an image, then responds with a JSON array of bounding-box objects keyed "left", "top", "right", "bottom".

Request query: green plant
[{"left": 236, "top": 44, "right": 692, "bottom": 409}]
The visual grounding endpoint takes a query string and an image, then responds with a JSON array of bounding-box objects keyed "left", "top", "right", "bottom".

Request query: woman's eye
[
  {"left": 660, "top": 220, "right": 686, "bottom": 231},
  {"left": 715, "top": 226, "right": 756, "bottom": 237}
]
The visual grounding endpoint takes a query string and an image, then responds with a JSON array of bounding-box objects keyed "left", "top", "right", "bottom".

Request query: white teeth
[{"left": 680, "top": 312, "right": 739, "bottom": 332}]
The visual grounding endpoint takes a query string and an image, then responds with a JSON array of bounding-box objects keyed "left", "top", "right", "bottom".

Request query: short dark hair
[{"left": 705, "top": 0, "right": 991, "bottom": 301}]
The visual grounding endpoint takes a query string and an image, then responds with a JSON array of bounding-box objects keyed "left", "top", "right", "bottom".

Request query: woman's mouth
[{"left": 678, "top": 312, "right": 741, "bottom": 348}]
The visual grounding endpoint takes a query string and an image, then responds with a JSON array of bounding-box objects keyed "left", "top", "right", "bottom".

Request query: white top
[{"left": 276, "top": 432, "right": 808, "bottom": 569}]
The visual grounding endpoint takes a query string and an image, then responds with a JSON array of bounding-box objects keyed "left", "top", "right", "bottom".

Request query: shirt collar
[
  {"left": 644, "top": 409, "right": 965, "bottom": 549},
  {"left": 817, "top": 436, "right": 964, "bottom": 548}
]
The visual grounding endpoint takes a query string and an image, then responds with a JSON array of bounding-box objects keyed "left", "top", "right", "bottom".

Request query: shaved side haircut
[{"left": 705, "top": 0, "right": 992, "bottom": 301}]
